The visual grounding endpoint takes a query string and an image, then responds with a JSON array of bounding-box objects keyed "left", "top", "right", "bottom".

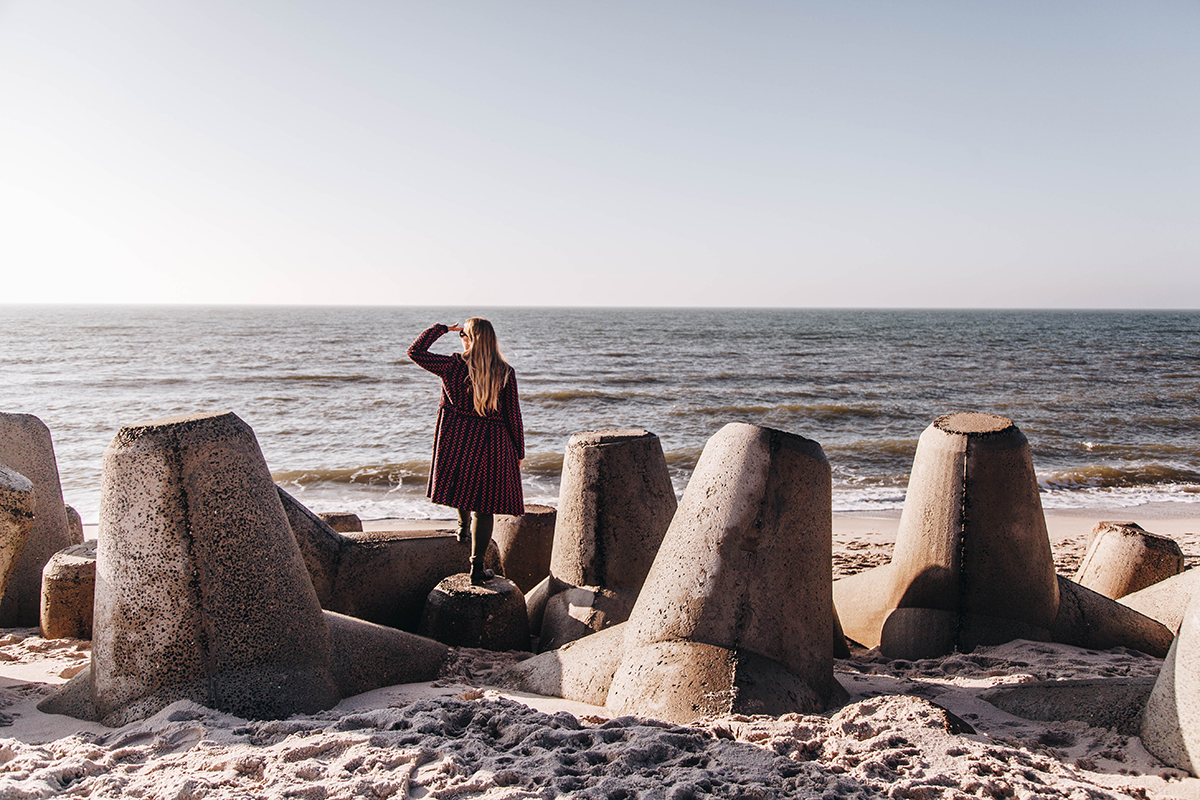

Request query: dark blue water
[{"left": 2, "top": 305, "right": 1198, "bottom": 522}]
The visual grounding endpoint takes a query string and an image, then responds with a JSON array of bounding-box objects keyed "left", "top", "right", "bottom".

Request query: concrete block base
[
  {"left": 1120, "top": 568, "right": 1200, "bottom": 635},
  {"left": 497, "top": 623, "right": 628, "bottom": 707},
  {"left": 325, "top": 611, "right": 451, "bottom": 698},
  {"left": 880, "top": 607, "right": 1051, "bottom": 661},
  {"left": 418, "top": 574, "right": 530, "bottom": 651},
  {"left": 607, "top": 640, "right": 846, "bottom": 724},
  {"left": 1051, "top": 576, "right": 1172, "bottom": 658},
  {"left": 40, "top": 540, "right": 97, "bottom": 640},
  {"left": 537, "top": 585, "right": 635, "bottom": 653}
]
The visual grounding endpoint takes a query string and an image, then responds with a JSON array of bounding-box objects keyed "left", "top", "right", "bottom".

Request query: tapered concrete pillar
[
  {"left": 88, "top": 412, "right": 340, "bottom": 725},
  {"left": 1142, "top": 590, "right": 1200, "bottom": 775},
  {"left": 1074, "top": 521, "right": 1184, "bottom": 600},
  {"left": 835, "top": 413, "right": 1169, "bottom": 659},
  {"left": 837, "top": 413, "right": 1059, "bottom": 656},
  {"left": 550, "top": 430, "right": 676, "bottom": 592},
  {"left": 0, "top": 464, "right": 36, "bottom": 601},
  {"left": 536, "top": 430, "right": 676, "bottom": 650},
  {"left": 606, "top": 423, "right": 846, "bottom": 722},
  {"left": 40, "top": 540, "right": 97, "bottom": 640},
  {"left": 0, "top": 413, "right": 73, "bottom": 625},
  {"left": 38, "top": 413, "right": 452, "bottom": 726},
  {"left": 493, "top": 504, "right": 556, "bottom": 593}
]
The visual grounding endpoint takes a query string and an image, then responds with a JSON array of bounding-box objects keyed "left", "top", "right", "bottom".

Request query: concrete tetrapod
[
  {"left": 0, "top": 464, "right": 36, "bottom": 601},
  {"left": 38, "top": 412, "right": 450, "bottom": 726},
  {"left": 608, "top": 422, "right": 847, "bottom": 721},
  {"left": 1074, "top": 521, "right": 1184, "bottom": 600},
  {"left": 1142, "top": 588, "right": 1200, "bottom": 775},
  {"left": 0, "top": 413, "right": 73, "bottom": 626},
  {"left": 501, "top": 423, "right": 849, "bottom": 723},
  {"left": 833, "top": 413, "right": 1171, "bottom": 659},
  {"left": 532, "top": 429, "right": 676, "bottom": 652}
]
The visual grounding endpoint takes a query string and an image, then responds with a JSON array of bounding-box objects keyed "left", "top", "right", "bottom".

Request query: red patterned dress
[{"left": 408, "top": 324, "right": 525, "bottom": 516}]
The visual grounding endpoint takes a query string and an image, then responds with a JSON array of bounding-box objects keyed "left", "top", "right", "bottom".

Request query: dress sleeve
[
  {"left": 408, "top": 324, "right": 455, "bottom": 375},
  {"left": 502, "top": 370, "right": 525, "bottom": 461}
]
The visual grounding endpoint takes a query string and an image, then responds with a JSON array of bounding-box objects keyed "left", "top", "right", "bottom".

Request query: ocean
[{"left": 2, "top": 305, "right": 1198, "bottom": 524}]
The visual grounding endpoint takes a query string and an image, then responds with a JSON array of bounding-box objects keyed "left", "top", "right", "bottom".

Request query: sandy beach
[{"left": 1, "top": 506, "right": 1196, "bottom": 798}]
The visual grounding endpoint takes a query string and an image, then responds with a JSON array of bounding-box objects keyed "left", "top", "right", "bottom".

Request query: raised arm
[
  {"left": 408, "top": 324, "right": 456, "bottom": 375},
  {"left": 501, "top": 370, "right": 525, "bottom": 461}
]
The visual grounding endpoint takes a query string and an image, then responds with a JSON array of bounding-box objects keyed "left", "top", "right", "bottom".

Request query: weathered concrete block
[
  {"left": 85, "top": 412, "right": 340, "bottom": 725},
  {"left": 0, "top": 464, "right": 35, "bottom": 601},
  {"left": 493, "top": 504, "right": 556, "bottom": 593},
  {"left": 279, "top": 488, "right": 501, "bottom": 632},
  {"left": 324, "top": 610, "right": 451, "bottom": 698},
  {"left": 607, "top": 422, "right": 846, "bottom": 722},
  {"left": 550, "top": 429, "right": 676, "bottom": 592},
  {"left": 0, "top": 413, "right": 73, "bottom": 626},
  {"left": 539, "top": 430, "right": 676, "bottom": 650},
  {"left": 318, "top": 511, "right": 363, "bottom": 532},
  {"left": 38, "top": 413, "right": 450, "bottom": 726},
  {"left": 836, "top": 413, "right": 1058, "bottom": 655},
  {"left": 40, "top": 540, "right": 96, "bottom": 640},
  {"left": 538, "top": 584, "right": 635, "bottom": 653},
  {"left": 497, "top": 623, "right": 627, "bottom": 706},
  {"left": 418, "top": 574, "right": 530, "bottom": 651},
  {"left": 1074, "top": 521, "right": 1184, "bottom": 600},
  {"left": 40, "top": 608, "right": 454, "bottom": 720},
  {"left": 1050, "top": 575, "right": 1172, "bottom": 656},
  {"left": 1120, "top": 568, "right": 1200, "bottom": 635},
  {"left": 834, "top": 413, "right": 1171, "bottom": 659},
  {"left": 65, "top": 504, "right": 84, "bottom": 546},
  {"left": 498, "top": 424, "right": 849, "bottom": 719},
  {"left": 1142, "top": 589, "right": 1200, "bottom": 775}
]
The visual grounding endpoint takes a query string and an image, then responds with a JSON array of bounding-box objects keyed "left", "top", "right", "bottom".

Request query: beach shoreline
[{"left": 13, "top": 501, "right": 1200, "bottom": 798}]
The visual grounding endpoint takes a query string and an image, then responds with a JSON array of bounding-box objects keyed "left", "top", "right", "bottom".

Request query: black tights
[{"left": 456, "top": 508, "right": 494, "bottom": 576}]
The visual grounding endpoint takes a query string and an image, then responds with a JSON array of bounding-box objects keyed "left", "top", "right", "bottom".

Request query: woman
[{"left": 408, "top": 318, "right": 525, "bottom": 584}]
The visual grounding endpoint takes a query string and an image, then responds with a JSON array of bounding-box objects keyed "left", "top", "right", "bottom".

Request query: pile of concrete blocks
[{"left": 500, "top": 423, "right": 848, "bottom": 724}]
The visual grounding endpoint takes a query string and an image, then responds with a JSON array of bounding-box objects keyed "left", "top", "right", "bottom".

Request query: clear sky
[{"left": 2, "top": 2, "right": 1197, "bottom": 308}]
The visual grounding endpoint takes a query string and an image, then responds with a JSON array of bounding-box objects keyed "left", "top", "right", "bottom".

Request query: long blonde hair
[{"left": 461, "top": 317, "right": 511, "bottom": 415}]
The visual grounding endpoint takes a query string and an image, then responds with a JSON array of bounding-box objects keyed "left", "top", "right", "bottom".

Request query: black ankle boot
[
  {"left": 469, "top": 512, "right": 495, "bottom": 583},
  {"left": 469, "top": 562, "right": 495, "bottom": 585}
]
